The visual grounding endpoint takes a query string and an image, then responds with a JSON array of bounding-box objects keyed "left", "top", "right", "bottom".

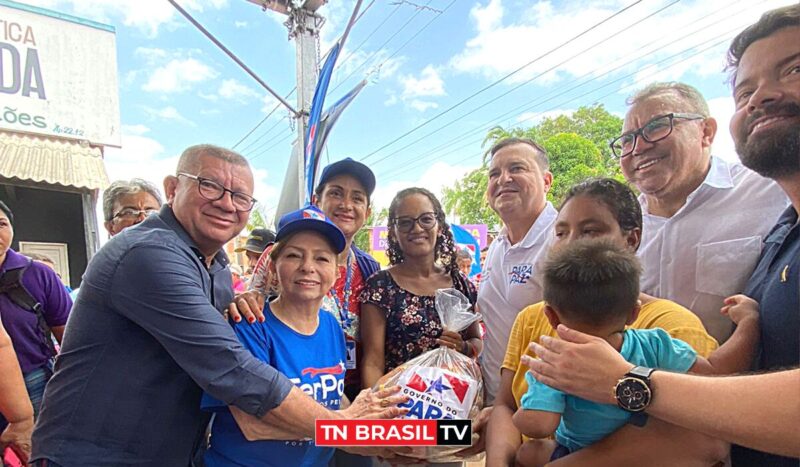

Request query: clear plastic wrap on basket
[{"left": 375, "top": 288, "right": 484, "bottom": 463}]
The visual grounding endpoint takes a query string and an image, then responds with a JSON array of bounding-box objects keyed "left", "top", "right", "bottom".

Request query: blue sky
[{"left": 15, "top": 0, "right": 797, "bottom": 223}]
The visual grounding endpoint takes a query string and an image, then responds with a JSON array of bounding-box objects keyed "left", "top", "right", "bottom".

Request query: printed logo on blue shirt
[
  {"left": 509, "top": 263, "right": 533, "bottom": 285},
  {"left": 290, "top": 361, "right": 345, "bottom": 406}
]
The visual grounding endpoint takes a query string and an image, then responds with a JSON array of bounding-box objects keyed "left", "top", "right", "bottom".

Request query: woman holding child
[{"left": 484, "top": 178, "right": 757, "bottom": 466}]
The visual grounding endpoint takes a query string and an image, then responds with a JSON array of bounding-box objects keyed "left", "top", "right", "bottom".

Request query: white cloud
[
  {"left": 121, "top": 124, "right": 151, "bottom": 136},
  {"left": 408, "top": 100, "right": 438, "bottom": 112},
  {"left": 371, "top": 161, "right": 476, "bottom": 212},
  {"left": 401, "top": 65, "right": 446, "bottom": 99},
  {"left": 142, "top": 58, "right": 218, "bottom": 93},
  {"left": 384, "top": 93, "right": 399, "bottom": 107},
  {"left": 450, "top": 0, "right": 797, "bottom": 88},
  {"left": 218, "top": 79, "right": 260, "bottom": 103},
  {"left": 143, "top": 106, "right": 196, "bottom": 126},
  {"left": 707, "top": 95, "right": 739, "bottom": 164},
  {"left": 19, "top": 0, "right": 227, "bottom": 38},
  {"left": 235, "top": 20, "right": 248, "bottom": 28},
  {"left": 261, "top": 95, "right": 282, "bottom": 115},
  {"left": 317, "top": 0, "right": 356, "bottom": 53},
  {"left": 396, "top": 65, "right": 446, "bottom": 112},
  {"left": 134, "top": 47, "right": 168, "bottom": 63}
]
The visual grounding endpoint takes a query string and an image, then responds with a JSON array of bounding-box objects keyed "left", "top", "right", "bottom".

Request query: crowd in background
[{"left": 0, "top": 5, "right": 798, "bottom": 467}]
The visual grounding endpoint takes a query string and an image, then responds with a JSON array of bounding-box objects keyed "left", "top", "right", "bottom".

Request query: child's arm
[
  {"left": 690, "top": 295, "right": 759, "bottom": 375},
  {"left": 512, "top": 408, "right": 561, "bottom": 440}
]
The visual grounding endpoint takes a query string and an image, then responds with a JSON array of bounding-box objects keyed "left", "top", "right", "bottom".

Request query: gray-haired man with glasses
[
  {"left": 102, "top": 178, "right": 163, "bottom": 237},
  {"left": 31, "top": 144, "right": 405, "bottom": 467},
  {"left": 613, "top": 82, "right": 787, "bottom": 343}
]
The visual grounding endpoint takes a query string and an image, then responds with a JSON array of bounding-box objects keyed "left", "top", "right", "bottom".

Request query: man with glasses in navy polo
[
  {"left": 30, "top": 145, "right": 403, "bottom": 467},
  {"left": 611, "top": 82, "right": 787, "bottom": 344}
]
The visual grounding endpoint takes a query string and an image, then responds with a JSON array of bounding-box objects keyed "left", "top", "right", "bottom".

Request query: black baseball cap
[
  {"left": 235, "top": 228, "right": 276, "bottom": 254},
  {"left": 316, "top": 158, "right": 376, "bottom": 197}
]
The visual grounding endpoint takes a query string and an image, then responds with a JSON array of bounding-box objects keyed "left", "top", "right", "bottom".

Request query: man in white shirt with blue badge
[
  {"left": 611, "top": 82, "right": 788, "bottom": 342},
  {"left": 477, "top": 138, "right": 558, "bottom": 404}
]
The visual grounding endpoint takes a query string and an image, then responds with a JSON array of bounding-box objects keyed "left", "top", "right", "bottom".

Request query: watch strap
[{"left": 627, "top": 366, "right": 656, "bottom": 381}]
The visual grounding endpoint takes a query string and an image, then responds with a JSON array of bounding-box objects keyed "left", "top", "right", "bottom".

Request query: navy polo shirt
[
  {"left": 732, "top": 206, "right": 799, "bottom": 467},
  {"left": 31, "top": 205, "right": 294, "bottom": 467}
]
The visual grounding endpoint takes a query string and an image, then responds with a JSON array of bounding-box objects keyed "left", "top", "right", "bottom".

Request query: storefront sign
[{"left": 0, "top": 1, "right": 120, "bottom": 146}]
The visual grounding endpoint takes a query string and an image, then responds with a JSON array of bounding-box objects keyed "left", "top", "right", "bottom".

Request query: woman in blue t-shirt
[{"left": 202, "top": 205, "right": 348, "bottom": 467}]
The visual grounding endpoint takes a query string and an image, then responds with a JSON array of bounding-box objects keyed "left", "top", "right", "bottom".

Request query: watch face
[{"left": 615, "top": 377, "right": 651, "bottom": 412}]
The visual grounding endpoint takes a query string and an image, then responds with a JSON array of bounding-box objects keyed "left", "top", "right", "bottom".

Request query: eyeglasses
[
  {"left": 393, "top": 212, "right": 438, "bottom": 233},
  {"left": 610, "top": 113, "right": 706, "bottom": 159},
  {"left": 112, "top": 208, "right": 158, "bottom": 221},
  {"left": 177, "top": 173, "right": 257, "bottom": 212}
]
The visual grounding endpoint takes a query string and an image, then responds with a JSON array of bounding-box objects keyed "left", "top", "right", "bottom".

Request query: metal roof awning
[{"left": 0, "top": 131, "right": 109, "bottom": 190}]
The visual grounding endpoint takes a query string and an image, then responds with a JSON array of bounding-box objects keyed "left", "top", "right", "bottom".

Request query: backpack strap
[{"left": 0, "top": 260, "right": 57, "bottom": 356}]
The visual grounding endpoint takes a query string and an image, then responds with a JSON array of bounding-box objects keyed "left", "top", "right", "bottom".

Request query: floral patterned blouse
[{"left": 359, "top": 269, "right": 478, "bottom": 372}]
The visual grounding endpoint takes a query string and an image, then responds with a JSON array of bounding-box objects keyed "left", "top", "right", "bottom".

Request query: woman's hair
[
  {"left": 0, "top": 200, "right": 13, "bottom": 225},
  {"left": 559, "top": 178, "right": 642, "bottom": 233},
  {"left": 386, "top": 187, "right": 460, "bottom": 283},
  {"left": 267, "top": 231, "right": 338, "bottom": 295}
]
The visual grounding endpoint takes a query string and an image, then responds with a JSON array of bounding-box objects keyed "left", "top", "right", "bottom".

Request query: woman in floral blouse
[{"left": 359, "top": 187, "right": 483, "bottom": 389}]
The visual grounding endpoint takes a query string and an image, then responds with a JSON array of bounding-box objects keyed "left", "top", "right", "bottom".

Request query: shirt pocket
[{"left": 695, "top": 236, "right": 762, "bottom": 298}]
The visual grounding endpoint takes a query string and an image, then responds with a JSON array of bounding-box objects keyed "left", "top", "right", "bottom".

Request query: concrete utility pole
[{"left": 246, "top": 0, "right": 327, "bottom": 218}]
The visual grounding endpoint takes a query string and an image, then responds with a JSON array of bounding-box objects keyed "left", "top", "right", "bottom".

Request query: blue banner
[
  {"left": 450, "top": 224, "right": 481, "bottom": 277},
  {"left": 304, "top": 41, "right": 341, "bottom": 204}
]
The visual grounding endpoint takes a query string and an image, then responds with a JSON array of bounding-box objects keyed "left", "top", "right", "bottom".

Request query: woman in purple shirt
[{"left": 0, "top": 201, "right": 71, "bottom": 432}]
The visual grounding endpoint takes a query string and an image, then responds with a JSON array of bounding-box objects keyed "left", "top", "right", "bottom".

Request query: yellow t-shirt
[{"left": 501, "top": 299, "right": 719, "bottom": 408}]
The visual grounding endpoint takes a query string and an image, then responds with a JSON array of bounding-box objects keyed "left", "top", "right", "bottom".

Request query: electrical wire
[
  {"left": 371, "top": 0, "right": 752, "bottom": 180},
  {"left": 358, "top": 0, "right": 645, "bottom": 162},
  {"left": 379, "top": 27, "right": 745, "bottom": 183}
]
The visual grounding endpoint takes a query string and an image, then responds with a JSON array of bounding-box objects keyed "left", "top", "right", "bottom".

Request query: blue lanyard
[{"left": 332, "top": 249, "right": 353, "bottom": 330}]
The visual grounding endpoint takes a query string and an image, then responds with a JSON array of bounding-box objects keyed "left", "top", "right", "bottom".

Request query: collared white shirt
[
  {"left": 478, "top": 202, "right": 558, "bottom": 403},
  {"left": 639, "top": 156, "right": 788, "bottom": 342}
]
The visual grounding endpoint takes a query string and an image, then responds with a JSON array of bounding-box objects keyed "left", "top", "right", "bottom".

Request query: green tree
[
  {"left": 444, "top": 104, "right": 625, "bottom": 220},
  {"left": 442, "top": 166, "right": 501, "bottom": 229},
  {"left": 353, "top": 207, "right": 388, "bottom": 252},
  {"left": 246, "top": 204, "right": 270, "bottom": 232},
  {"left": 543, "top": 132, "right": 607, "bottom": 203}
]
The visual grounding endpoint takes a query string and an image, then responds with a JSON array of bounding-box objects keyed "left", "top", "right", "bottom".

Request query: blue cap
[
  {"left": 317, "top": 157, "right": 376, "bottom": 197},
  {"left": 276, "top": 205, "right": 346, "bottom": 253}
]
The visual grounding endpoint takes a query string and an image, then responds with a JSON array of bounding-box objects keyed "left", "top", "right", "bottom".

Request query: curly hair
[
  {"left": 386, "top": 187, "right": 460, "bottom": 285},
  {"left": 560, "top": 178, "right": 642, "bottom": 234}
]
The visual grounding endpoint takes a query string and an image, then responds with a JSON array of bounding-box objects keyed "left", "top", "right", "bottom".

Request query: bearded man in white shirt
[
  {"left": 476, "top": 138, "right": 558, "bottom": 404},
  {"left": 611, "top": 82, "right": 788, "bottom": 342}
]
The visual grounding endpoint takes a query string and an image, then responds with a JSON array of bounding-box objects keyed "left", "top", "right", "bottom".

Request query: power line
[
  {"left": 328, "top": 0, "right": 435, "bottom": 93},
  {"left": 247, "top": 130, "right": 295, "bottom": 161},
  {"left": 232, "top": 0, "right": 382, "bottom": 151},
  {"left": 370, "top": 0, "right": 751, "bottom": 180},
  {"left": 358, "top": 0, "right": 645, "bottom": 162},
  {"left": 168, "top": 0, "right": 297, "bottom": 115},
  {"left": 232, "top": 89, "right": 295, "bottom": 150},
  {"left": 240, "top": 115, "right": 290, "bottom": 154},
  {"left": 366, "top": 0, "right": 683, "bottom": 167},
  {"left": 379, "top": 27, "right": 745, "bottom": 183},
  {"left": 333, "top": 1, "right": 402, "bottom": 73}
]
